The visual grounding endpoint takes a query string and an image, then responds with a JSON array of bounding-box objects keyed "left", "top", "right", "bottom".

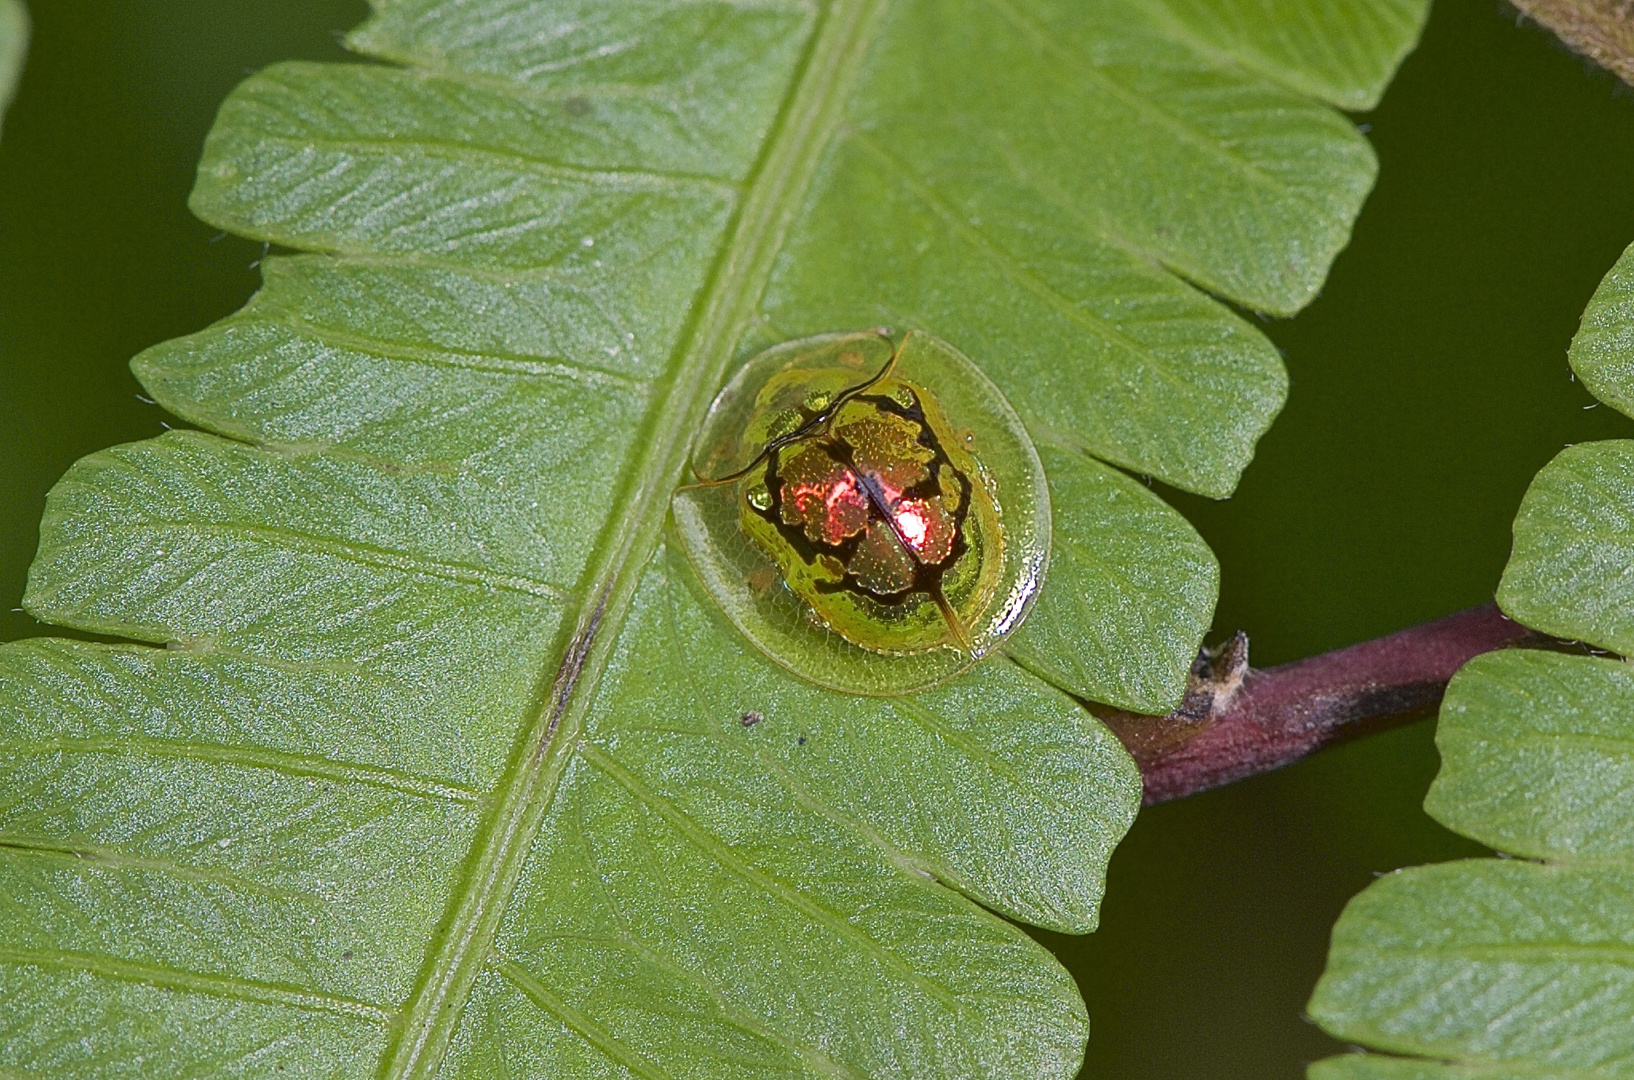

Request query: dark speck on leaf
[
  {"left": 797, "top": 734, "right": 807, "bottom": 746},
  {"left": 342, "top": 951, "right": 353, "bottom": 960},
  {"left": 740, "top": 711, "right": 763, "bottom": 727},
  {"left": 564, "top": 95, "right": 591, "bottom": 117}
]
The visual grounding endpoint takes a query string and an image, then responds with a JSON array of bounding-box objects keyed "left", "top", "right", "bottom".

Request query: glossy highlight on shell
[{"left": 674, "top": 330, "right": 1050, "bottom": 696}]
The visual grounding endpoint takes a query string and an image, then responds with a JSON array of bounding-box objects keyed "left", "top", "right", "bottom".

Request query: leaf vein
[
  {"left": 375, "top": 2, "right": 891, "bottom": 1075},
  {"left": 125, "top": 520, "right": 570, "bottom": 602},
  {"left": 980, "top": 0, "right": 1331, "bottom": 215},
  {"left": 851, "top": 133, "right": 1199, "bottom": 398},
  {"left": 261, "top": 315, "right": 650, "bottom": 388},
  {"left": 492, "top": 955, "right": 681, "bottom": 1080},
  {"left": 254, "top": 134, "right": 742, "bottom": 195},
  {"left": 0, "top": 836, "right": 322, "bottom": 903},
  {"left": 577, "top": 741, "right": 964, "bottom": 1012},
  {"left": 0, "top": 948, "right": 393, "bottom": 1022},
  {"left": 0, "top": 736, "right": 484, "bottom": 806}
]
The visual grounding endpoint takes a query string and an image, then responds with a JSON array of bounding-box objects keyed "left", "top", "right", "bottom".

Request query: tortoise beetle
[{"left": 674, "top": 329, "right": 1049, "bottom": 695}]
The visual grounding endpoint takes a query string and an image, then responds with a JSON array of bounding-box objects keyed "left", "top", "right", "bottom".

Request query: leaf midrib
[{"left": 374, "top": 1, "right": 888, "bottom": 1076}]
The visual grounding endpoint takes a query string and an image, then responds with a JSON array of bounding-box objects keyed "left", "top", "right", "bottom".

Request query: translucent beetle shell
[{"left": 673, "top": 329, "right": 1050, "bottom": 696}]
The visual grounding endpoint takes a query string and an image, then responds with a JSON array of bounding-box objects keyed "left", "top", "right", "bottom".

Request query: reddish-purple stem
[{"left": 1095, "top": 603, "right": 1538, "bottom": 805}]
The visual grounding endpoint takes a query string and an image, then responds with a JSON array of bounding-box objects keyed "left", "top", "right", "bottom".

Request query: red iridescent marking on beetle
[
  {"left": 755, "top": 386, "right": 973, "bottom": 613},
  {"left": 893, "top": 498, "right": 955, "bottom": 563},
  {"left": 774, "top": 434, "right": 958, "bottom": 593},
  {"left": 779, "top": 444, "right": 870, "bottom": 546}
]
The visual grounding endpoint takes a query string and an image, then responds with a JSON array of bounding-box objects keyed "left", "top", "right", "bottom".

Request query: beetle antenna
[
  {"left": 827, "top": 332, "right": 902, "bottom": 414},
  {"left": 689, "top": 333, "right": 903, "bottom": 486}
]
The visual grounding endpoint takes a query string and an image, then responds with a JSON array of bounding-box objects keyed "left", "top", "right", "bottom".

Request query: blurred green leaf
[
  {"left": 1495, "top": 244, "right": 1634, "bottom": 653},
  {"left": 1311, "top": 1055, "right": 1586, "bottom": 1080},
  {"left": 3, "top": 0, "right": 1427, "bottom": 1075},
  {"left": 1309, "top": 243, "right": 1634, "bottom": 1080},
  {"left": 0, "top": 0, "right": 26, "bottom": 135},
  {"left": 1571, "top": 241, "right": 1634, "bottom": 416}
]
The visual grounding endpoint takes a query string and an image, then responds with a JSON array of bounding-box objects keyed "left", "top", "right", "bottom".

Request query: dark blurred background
[{"left": 2, "top": 1, "right": 1632, "bottom": 1077}]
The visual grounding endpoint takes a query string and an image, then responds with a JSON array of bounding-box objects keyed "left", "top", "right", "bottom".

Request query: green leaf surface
[
  {"left": 1427, "top": 649, "right": 1634, "bottom": 862},
  {"left": 757, "top": 0, "right": 1387, "bottom": 494},
  {"left": 1571, "top": 240, "right": 1634, "bottom": 419},
  {"left": 5, "top": 0, "right": 1427, "bottom": 1075},
  {"left": 1144, "top": 0, "right": 1429, "bottom": 110},
  {"left": 0, "top": 0, "right": 25, "bottom": 135},
  {"left": 1313, "top": 652, "right": 1634, "bottom": 1079},
  {"left": 1310, "top": 241, "right": 1634, "bottom": 1080},
  {"left": 1499, "top": 242, "right": 1634, "bottom": 651},
  {"left": 1007, "top": 441, "right": 1218, "bottom": 714},
  {"left": 1312, "top": 650, "right": 1634, "bottom": 1079},
  {"left": 1311, "top": 859, "right": 1634, "bottom": 1079},
  {"left": 1497, "top": 440, "right": 1634, "bottom": 654},
  {"left": 1311, "top": 1055, "right": 1592, "bottom": 1080}
]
